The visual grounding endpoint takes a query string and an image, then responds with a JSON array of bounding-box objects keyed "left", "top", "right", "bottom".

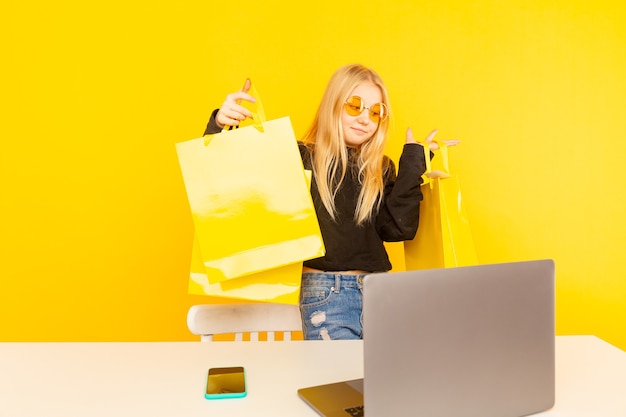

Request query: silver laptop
[{"left": 298, "top": 260, "right": 555, "bottom": 417}]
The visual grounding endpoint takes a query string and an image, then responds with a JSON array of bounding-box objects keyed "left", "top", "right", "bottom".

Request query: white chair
[{"left": 187, "top": 303, "right": 303, "bottom": 342}]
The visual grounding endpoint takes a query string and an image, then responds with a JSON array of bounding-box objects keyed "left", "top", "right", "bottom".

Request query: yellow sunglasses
[{"left": 344, "top": 96, "right": 388, "bottom": 124}]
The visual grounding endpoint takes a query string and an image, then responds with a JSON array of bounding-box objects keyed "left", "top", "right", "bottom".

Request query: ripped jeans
[{"left": 299, "top": 272, "right": 366, "bottom": 340}]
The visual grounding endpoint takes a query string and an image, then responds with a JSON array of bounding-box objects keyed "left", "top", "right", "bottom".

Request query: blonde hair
[{"left": 302, "top": 64, "right": 391, "bottom": 225}]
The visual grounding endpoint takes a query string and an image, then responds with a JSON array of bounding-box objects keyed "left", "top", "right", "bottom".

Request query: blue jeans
[{"left": 299, "top": 272, "right": 366, "bottom": 340}]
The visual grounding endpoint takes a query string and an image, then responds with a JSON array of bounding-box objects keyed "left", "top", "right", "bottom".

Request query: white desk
[{"left": 0, "top": 336, "right": 624, "bottom": 417}]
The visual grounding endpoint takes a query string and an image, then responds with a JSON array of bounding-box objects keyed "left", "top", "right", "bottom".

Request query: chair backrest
[{"left": 187, "top": 303, "right": 303, "bottom": 342}]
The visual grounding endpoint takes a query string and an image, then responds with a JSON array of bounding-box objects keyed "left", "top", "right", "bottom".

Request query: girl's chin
[{"left": 344, "top": 134, "right": 372, "bottom": 147}]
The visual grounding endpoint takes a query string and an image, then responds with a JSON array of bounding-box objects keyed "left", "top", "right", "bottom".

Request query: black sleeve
[
  {"left": 203, "top": 108, "right": 222, "bottom": 136},
  {"left": 375, "top": 143, "right": 430, "bottom": 242}
]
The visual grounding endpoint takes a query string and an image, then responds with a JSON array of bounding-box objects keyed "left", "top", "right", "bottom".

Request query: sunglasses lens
[
  {"left": 344, "top": 96, "right": 363, "bottom": 116},
  {"left": 370, "top": 104, "right": 383, "bottom": 123}
]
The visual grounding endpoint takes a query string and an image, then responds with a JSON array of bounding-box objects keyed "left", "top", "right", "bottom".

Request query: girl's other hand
[
  {"left": 215, "top": 78, "right": 256, "bottom": 128},
  {"left": 406, "top": 128, "right": 461, "bottom": 150}
]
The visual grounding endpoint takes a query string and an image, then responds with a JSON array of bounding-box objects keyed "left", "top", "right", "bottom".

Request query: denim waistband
[{"left": 301, "top": 272, "right": 368, "bottom": 288}]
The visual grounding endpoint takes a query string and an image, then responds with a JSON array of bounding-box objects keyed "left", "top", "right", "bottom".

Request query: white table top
[{"left": 0, "top": 336, "right": 624, "bottom": 417}]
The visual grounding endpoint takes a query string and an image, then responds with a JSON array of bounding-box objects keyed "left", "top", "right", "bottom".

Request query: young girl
[{"left": 204, "top": 64, "right": 457, "bottom": 340}]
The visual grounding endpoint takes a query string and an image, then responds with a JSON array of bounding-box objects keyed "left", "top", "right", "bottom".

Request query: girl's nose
[{"left": 356, "top": 109, "right": 370, "bottom": 124}]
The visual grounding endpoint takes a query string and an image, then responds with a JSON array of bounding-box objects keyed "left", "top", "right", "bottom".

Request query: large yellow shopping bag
[
  {"left": 187, "top": 231, "right": 303, "bottom": 304},
  {"left": 404, "top": 144, "right": 477, "bottom": 270},
  {"left": 176, "top": 82, "right": 325, "bottom": 285},
  {"left": 187, "top": 170, "right": 314, "bottom": 304}
]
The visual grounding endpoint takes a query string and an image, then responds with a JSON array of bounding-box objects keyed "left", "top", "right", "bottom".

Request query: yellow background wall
[{"left": 1, "top": 1, "right": 625, "bottom": 348}]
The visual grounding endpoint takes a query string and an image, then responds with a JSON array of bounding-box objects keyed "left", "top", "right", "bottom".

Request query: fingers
[
  {"left": 228, "top": 91, "right": 256, "bottom": 106},
  {"left": 405, "top": 128, "right": 456, "bottom": 151},
  {"left": 424, "top": 129, "right": 438, "bottom": 143},
  {"left": 242, "top": 78, "right": 252, "bottom": 94},
  {"left": 215, "top": 82, "right": 256, "bottom": 127},
  {"left": 215, "top": 106, "right": 250, "bottom": 127},
  {"left": 405, "top": 127, "right": 461, "bottom": 149},
  {"left": 442, "top": 139, "right": 461, "bottom": 147},
  {"left": 405, "top": 127, "right": 418, "bottom": 144}
]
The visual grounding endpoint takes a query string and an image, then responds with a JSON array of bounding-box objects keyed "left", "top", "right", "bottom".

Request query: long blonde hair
[{"left": 302, "top": 64, "right": 391, "bottom": 225}]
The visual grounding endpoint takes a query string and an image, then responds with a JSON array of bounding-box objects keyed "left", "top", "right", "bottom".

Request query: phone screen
[{"left": 205, "top": 366, "right": 247, "bottom": 399}]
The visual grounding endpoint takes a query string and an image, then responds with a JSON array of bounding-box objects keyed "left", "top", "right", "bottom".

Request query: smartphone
[{"left": 205, "top": 366, "right": 247, "bottom": 399}]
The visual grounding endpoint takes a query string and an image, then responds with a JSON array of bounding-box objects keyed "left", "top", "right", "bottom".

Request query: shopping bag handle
[
  {"left": 423, "top": 141, "right": 451, "bottom": 187},
  {"left": 233, "top": 80, "right": 266, "bottom": 132},
  {"left": 203, "top": 80, "right": 267, "bottom": 145}
]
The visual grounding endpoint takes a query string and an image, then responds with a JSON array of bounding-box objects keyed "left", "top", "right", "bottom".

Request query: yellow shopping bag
[
  {"left": 187, "top": 231, "right": 303, "bottom": 304},
  {"left": 186, "top": 171, "right": 314, "bottom": 304},
  {"left": 404, "top": 144, "right": 477, "bottom": 270},
  {"left": 176, "top": 83, "right": 325, "bottom": 286}
]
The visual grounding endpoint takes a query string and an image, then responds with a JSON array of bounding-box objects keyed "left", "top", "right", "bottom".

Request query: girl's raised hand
[
  {"left": 406, "top": 128, "right": 461, "bottom": 150},
  {"left": 215, "top": 78, "right": 256, "bottom": 128}
]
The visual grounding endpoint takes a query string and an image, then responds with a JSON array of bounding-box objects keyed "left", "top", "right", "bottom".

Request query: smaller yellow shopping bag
[{"left": 404, "top": 144, "right": 477, "bottom": 270}]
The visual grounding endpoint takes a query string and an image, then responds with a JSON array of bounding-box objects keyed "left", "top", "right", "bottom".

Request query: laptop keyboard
[{"left": 344, "top": 405, "right": 364, "bottom": 416}]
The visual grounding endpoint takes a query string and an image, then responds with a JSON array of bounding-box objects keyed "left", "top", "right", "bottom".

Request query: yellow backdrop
[{"left": 1, "top": 0, "right": 625, "bottom": 349}]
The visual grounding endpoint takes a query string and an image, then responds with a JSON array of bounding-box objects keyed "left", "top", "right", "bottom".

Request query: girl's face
[{"left": 341, "top": 82, "right": 383, "bottom": 147}]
